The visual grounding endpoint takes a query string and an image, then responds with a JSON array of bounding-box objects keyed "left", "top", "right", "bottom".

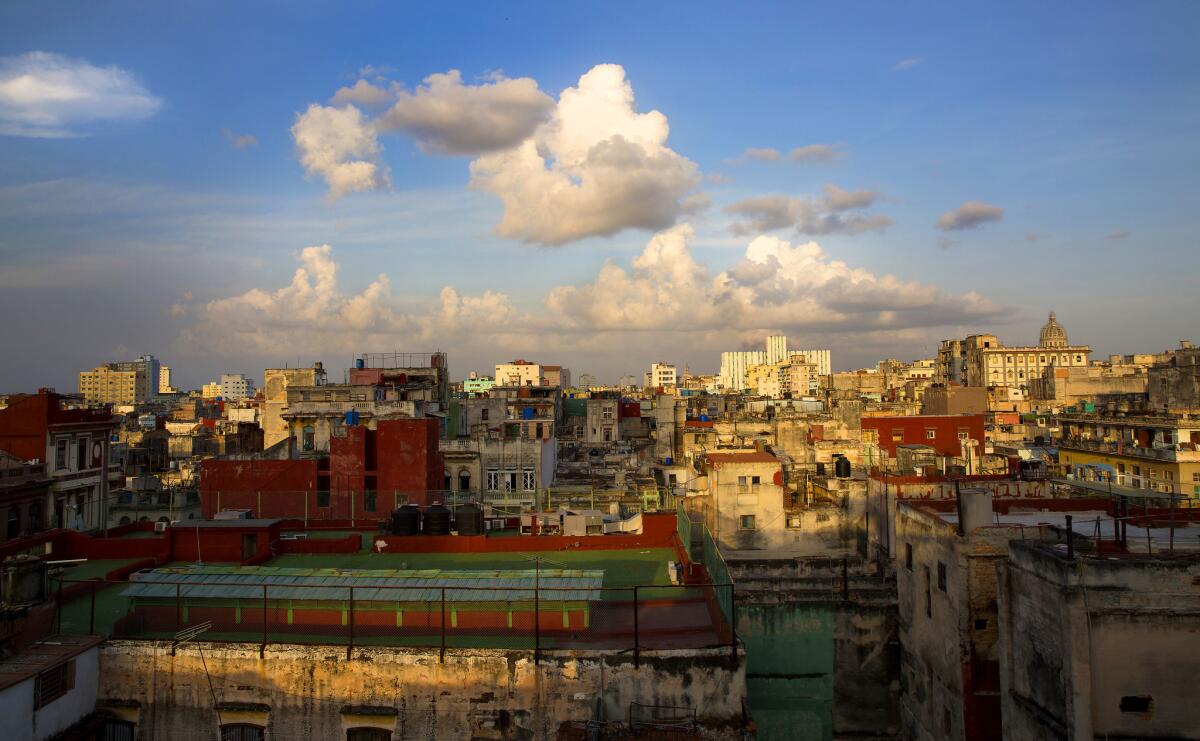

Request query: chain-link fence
[{"left": 50, "top": 575, "right": 735, "bottom": 664}]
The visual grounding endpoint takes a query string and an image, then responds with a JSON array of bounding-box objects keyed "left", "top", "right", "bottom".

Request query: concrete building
[
  {"left": 719, "top": 351, "right": 766, "bottom": 392},
  {"left": 765, "top": 334, "right": 789, "bottom": 365},
  {"left": 200, "top": 381, "right": 222, "bottom": 400},
  {"left": 0, "top": 389, "right": 120, "bottom": 532},
  {"left": 1028, "top": 362, "right": 1147, "bottom": 408},
  {"left": 78, "top": 363, "right": 150, "bottom": 406},
  {"left": 790, "top": 348, "right": 832, "bottom": 376},
  {"left": 461, "top": 374, "right": 495, "bottom": 396},
  {"left": 158, "top": 365, "right": 177, "bottom": 394},
  {"left": 218, "top": 373, "right": 255, "bottom": 401},
  {"left": 262, "top": 363, "right": 327, "bottom": 449},
  {"left": 495, "top": 359, "right": 541, "bottom": 387},
  {"left": 585, "top": 398, "right": 620, "bottom": 444},
  {"left": 1057, "top": 412, "right": 1200, "bottom": 496},
  {"left": 696, "top": 450, "right": 786, "bottom": 552},
  {"left": 541, "top": 365, "right": 571, "bottom": 389},
  {"left": 0, "top": 452, "right": 51, "bottom": 543},
  {"left": 649, "top": 362, "right": 677, "bottom": 389},
  {"left": 998, "top": 538, "right": 1200, "bottom": 740},
  {"left": 861, "top": 415, "right": 987, "bottom": 464},
  {"left": 0, "top": 635, "right": 104, "bottom": 741},
  {"left": 944, "top": 313, "right": 1092, "bottom": 392}
]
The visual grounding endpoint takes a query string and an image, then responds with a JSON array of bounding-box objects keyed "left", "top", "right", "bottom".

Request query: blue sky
[{"left": 1, "top": 2, "right": 1197, "bottom": 390}]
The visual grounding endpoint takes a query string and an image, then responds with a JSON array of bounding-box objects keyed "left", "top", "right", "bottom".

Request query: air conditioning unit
[{"left": 154, "top": 521, "right": 168, "bottom": 533}]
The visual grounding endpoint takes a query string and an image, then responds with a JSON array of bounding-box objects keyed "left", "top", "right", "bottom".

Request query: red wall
[
  {"left": 0, "top": 390, "right": 114, "bottom": 461},
  {"left": 376, "top": 418, "right": 443, "bottom": 506},
  {"left": 200, "top": 459, "right": 318, "bottom": 518},
  {"left": 167, "top": 523, "right": 281, "bottom": 563},
  {"left": 862, "top": 415, "right": 986, "bottom": 457}
]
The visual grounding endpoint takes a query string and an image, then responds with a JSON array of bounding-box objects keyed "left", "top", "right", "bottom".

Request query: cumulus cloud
[
  {"left": 725, "top": 185, "right": 892, "bottom": 236},
  {"left": 221, "top": 128, "right": 258, "bottom": 149},
  {"left": 377, "top": 69, "right": 554, "bottom": 154},
  {"left": 291, "top": 103, "right": 389, "bottom": 201},
  {"left": 177, "top": 227, "right": 1008, "bottom": 359},
  {"left": 0, "top": 51, "right": 162, "bottom": 137},
  {"left": 936, "top": 200, "right": 1004, "bottom": 231},
  {"left": 788, "top": 143, "right": 843, "bottom": 163},
  {"left": 1105, "top": 229, "right": 1131, "bottom": 240},
  {"left": 469, "top": 64, "right": 701, "bottom": 245},
  {"left": 742, "top": 147, "right": 782, "bottom": 162},
  {"left": 893, "top": 57, "right": 923, "bottom": 71},
  {"left": 331, "top": 79, "right": 394, "bottom": 108}
]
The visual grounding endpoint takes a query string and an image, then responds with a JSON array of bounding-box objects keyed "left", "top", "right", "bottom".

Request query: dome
[{"left": 1039, "top": 311, "right": 1068, "bottom": 348}]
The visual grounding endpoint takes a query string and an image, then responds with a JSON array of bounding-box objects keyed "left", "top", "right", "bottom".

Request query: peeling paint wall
[{"left": 98, "top": 642, "right": 746, "bottom": 740}]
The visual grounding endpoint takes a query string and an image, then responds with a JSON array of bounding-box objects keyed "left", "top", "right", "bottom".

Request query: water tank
[
  {"left": 355, "top": 358, "right": 365, "bottom": 369},
  {"left": 699, "top": 414, "right": 709, "bottom": 422},
  {"left": 959, "top": 488, "right": 994, "bottom": 534},
  {"left": 455, "top": 503, "right": 484, "bottom": 536},
  {"left": 422, "top": 504, "right": 452, "bottom": 536},
  {"left": 391, "top": 505, "right": 420, "bottom": 536},
  {"left": 834, "top": 456, "right": 851, "bottom": 479}
]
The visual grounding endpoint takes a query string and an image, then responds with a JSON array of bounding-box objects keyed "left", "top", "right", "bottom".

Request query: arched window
[
  {"left": 27, "top": 502, "right": 41, "bottom": 533},
  {"left": 458, "top": 470, "right": 471, "bottom": 492},
  {"left": 7, "top": 506, "right": 19, "bottom": 539},
  {"left": 302, "top": 426, "right": 315, "bottom": 452},
  {"left": 220, "top": 725, "right": 265, "bottom": 741},
  {"left": 119, "top": 516, "right": 131, "bottom": 526}
]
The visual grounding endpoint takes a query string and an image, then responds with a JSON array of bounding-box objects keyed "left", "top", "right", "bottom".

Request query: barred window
[{"left": 34, "top": 660, "right": 75, "bottom": 709}]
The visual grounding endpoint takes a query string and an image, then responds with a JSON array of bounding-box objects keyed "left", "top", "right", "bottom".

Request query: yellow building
[
  {"left": 78, "top": 363, "right": 150, "bottom": 405},
  {"left": 1057, "top": 413, "right": 1200, "bottom": 499}
]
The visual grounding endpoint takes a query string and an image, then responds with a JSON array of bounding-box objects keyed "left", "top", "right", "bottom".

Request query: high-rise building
[
  {"left": 766, "top": 335, "right": 789, "bottom": 365},
  {"left": 219, "top": 373, "right": 256, "bottom": 401},
  {"left": 650, "top": 362, "right": 677, "bottom": 388},
  {"left": 719, "top": 351, "right": 766, "bottom": 391},
  {"left": 78, "top": 356, "right": 158, "bottom": 405},
  {"left": 790, "top": 349, "right": 832, "bottom": 376},
  {"left": 158, "top": 365, "right": 177, "bottom": 394}
]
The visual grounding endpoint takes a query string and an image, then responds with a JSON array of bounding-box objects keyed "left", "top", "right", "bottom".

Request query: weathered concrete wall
[
  {"left": 998, "top": 542, "right": 1200, "bottom": 741},
  {"left": 97, "top": 642, "right": 746, "bottom": 740}
]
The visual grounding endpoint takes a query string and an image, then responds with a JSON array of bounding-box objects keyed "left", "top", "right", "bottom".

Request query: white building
[
  {"left": 719, "top": 351, "right": 766, "bottom": 392},
  {"left": 650, "top": 362, "right": 677, "bottom": 388},
  {"left": 495, "top": 360, "right": 542, "bottom": 387},
  {"left": 766, "top": 335, "right": 789, "bottom": 365},
  {"left": 158, "top": 365, "right": 177, "bottom": 394},
  {"left": 219, "top": 373, "right": 255, "bottom": 401},
  {"left": 790, "top": 349, "right": 832, "bottom": 376},
  {"left": 200, "top": 382, "right": 222, "bottom": 400}
]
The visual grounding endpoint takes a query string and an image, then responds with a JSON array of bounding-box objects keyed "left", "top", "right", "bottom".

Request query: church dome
[{"left": 1039, "top": 311, "right": 1068, "bottom": 348}]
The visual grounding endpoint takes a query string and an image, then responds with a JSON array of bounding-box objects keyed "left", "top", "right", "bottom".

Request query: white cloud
[
  {"left": 377, "top": 69, "right": 553, "bottom": 154},
  {"left": 788, "top": 143, "right": 843, "bottom": 163},
  {"left": 0, "top": 51, "right": 161, "bottom": 137},
  {"left": 291, "top": 103, "right": 389, "bottom": 201},
  {"left": 177, "top": 227, "right": 1009, "bottom": 359},
  {"left": 331, "top": 79, "right": 394, "bottom": 108},
  {"left": 742, "top": 147, "right": 782, "bottom": 162},
  {"left": 936, "top": 200, "right": 1004, "bottom": 230},
  {"left": 469, "top": 64, "right": 701, "bottom": 245},
  {"left": 221, "top": 128, "right": 258, "bottom": 149},
  {"left": 725, "top": 185, "right": 892, "bottom": 236},
  {"left": 893, "top": 57, "right": 923, "bottom": 71}
]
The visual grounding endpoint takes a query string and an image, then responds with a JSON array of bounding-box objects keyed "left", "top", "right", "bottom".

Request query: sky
[{"left": 1, "top": 2, "right": 1197, "bottom": 391}]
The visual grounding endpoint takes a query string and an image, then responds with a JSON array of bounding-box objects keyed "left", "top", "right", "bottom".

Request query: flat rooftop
[
  {"left": 927, "top": 506, "right": 1200, "bottom": 553},
  {"left": 0, "top": 635, "right": 104, "bottom": 692}
]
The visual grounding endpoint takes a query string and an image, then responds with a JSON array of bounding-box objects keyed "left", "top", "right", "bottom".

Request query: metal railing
[{"left": 50, "top": 576, "right": 736, "bottom": 666}]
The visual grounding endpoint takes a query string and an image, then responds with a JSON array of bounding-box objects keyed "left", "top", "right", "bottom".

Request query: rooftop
[{"left": 0, "top": 635, "right": 104, "bottom": 692}]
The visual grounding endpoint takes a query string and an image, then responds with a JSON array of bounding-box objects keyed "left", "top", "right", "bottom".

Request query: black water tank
[
  {"left": 422, "top": 504, "right": 451, "bottom": 536},
  {"left": 455, "top": 503, "right": 484, "bottom": 536},
  {"left": 391, "top": 505, "right": 420, "bottom": 536},
  {"left": 834, "top": 456, "right": 851, "bottom": 479}
]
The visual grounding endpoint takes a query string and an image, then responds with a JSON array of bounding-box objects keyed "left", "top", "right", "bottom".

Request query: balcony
[{"left": 1057, "top": 437, "right": 1200, "bottom": 462}]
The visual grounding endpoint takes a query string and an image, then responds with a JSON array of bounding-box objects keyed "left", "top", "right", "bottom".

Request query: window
[
  {"left": 55, "top": 439, "right": 68, "bottom": 470},
  {"left": 937, "top": 562, "right": 947, "bottom": 591},
  {"left": 34, "top": 660, "right": 75, "bottom": 709},
  {"left": 100, "top": 720, "right": 136, "bottom": 741},
  {"left": 522, "top": 469, "right": 536, "bottom": 491},
  {"left": 738, "top": 476, "right": 748, "bottom": 486},
  {"left": 751, "top": 476, "right": 761, "bottom": 485},
  {"left": 925, "top": 429, "right": 936, "bottom": 440},
  {"left": 76, "top": 438, "right": 88, "bottom": 470},
  {"left": 27, "top": 503, "right": 41, "bottom": 533},
  {"left": 220, "top": 725, "right": 265, "bottom": 741},
  {"left": 603, "top": 428, "right": 612, "bottom": 442},
  {"left": 486, "top": 470, "right": 499, "bottom": 491},
  {"left": 364, "top": 490, "right": 377, "bottom": 513},
  {"left": 740, "top": 515, "right": 756, "bottom": 530},
  {"left": 504, "top": 472, "right": 517, "bottom": 492},
  {"left": 905, "top": 543, "right": 913, "bottom": 571},
  {"left": 302, "top": 426, "right": 315, "bottom": 452},
  {"left": 317, "top": 479, "right": 330, "bottom": 508},
  {"left": 1119, "top": 696, "right": 1153, "bottom": 714},
  {"left": 786, "top": 515, "right": 802, "bottom": 529},
  {"left": 7, "top": 506, "right": 19, "bottom": 539},
  {"left": 1193, "top": 473, "right": 1200, "bottom": 483},
  {"left": 535, "top": 422, "right": 543, "bottom": 438},
  {"left": 957, "top": 429, "right": 969, "bottom": 440},
  {"left": 347, "top": 729, "right": 391, "bottom": 741},
  {"left": 891, "top": 430, "right": 904, "bottom": 442},
  {"left": 481, "top": 408, "right": 489, "bottom": 421},
  {"left": 924, "top": 566, "right": 932, "bottom": 618},
  {"left": 459, "top": 471, "right": 471, "bottom": 492}
]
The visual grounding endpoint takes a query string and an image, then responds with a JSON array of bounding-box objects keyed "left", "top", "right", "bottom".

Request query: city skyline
[{"left": 2, "top": 3, "right": 1198, "bottom": 391}]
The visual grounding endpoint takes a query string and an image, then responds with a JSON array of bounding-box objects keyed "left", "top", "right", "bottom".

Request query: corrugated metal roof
[{"left": 122, "top": 565, "right": 603, "bottom": 603}]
